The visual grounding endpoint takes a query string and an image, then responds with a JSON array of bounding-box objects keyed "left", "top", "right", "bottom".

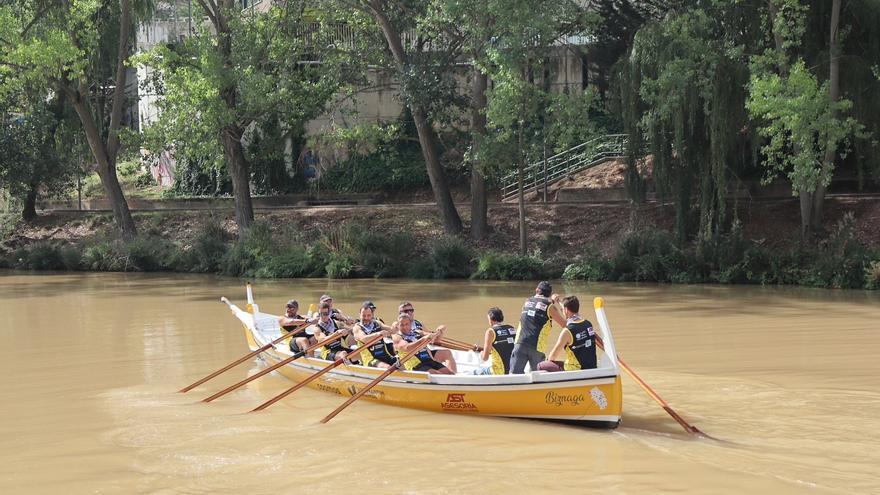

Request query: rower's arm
[
  {"left": 545, "top": 329, "right": 572, "bottom": 363},
  {"left": 352, "top": 323, "right": 369, "bottom": 342},
  {"left": 479, "top": 328, "right": 493, "bottom": 362},
  {"left": 279, "top": 316, "right": 310, "bottom": 327},
  {"left": 548, "top": 304, "right": 567, "bottom": 328}
]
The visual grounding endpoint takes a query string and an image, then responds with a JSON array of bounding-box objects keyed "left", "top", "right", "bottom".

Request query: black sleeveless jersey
[
  {"left": 318, "top": 318, "right": 346, "bottom": 355},
  {"left": 518, "top": 295, "right": 552, "bottom": 347},
  {"left": 490, "top": 324, "right": 516, "bottom": 374},
  {"left": 400, "top": 331, "right": 432, "bottom": 363},
  {"left": 359, "top": 320, "right": 396, "bottom": 365},
  {"left": 565, "top": 318, "right": 597, "bottom": 370},
  {"left": 282, "top": 314, "right": 304, "bottom": 332}
]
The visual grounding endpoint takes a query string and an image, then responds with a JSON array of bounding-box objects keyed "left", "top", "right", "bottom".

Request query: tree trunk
[
  {"left": 470, "top": 68, "right": 488, "bottom": 240},
  {"left": 517, "top": 127, "right": 527, "bottom": 256},
  {"left": 367, "top": 1, "right": 462, "bottom": 234},
  {"left": 57, "top": 0, "right": 137, "bottom": 239},
  {"left": 22, "top": 181, "right": 38, "bottom": 222},
  {"left": 222, "top": 126, "right": 255, "bottom": 235},
  {"left": 69, "top": 98, "right": 137, "bottom": 239},
  {"left": 213, "top": 0, "right": 254, "bottom": 237},
  {"left": 411, "top": 106, "right": 463, "bottom": 233},
  {"left": 811, "top": 0, "right": 842, "bottom": 235},
  {"left": 799, "top": 188, "right": 813, "bottom": 239}
]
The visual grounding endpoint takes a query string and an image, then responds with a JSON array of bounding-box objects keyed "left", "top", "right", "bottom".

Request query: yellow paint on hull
[{"left": 248, "top": 326, "right": 622, "bottom": 425}]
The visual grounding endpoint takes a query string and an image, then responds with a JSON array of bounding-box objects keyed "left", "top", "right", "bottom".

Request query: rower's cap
[
  {"left": 286, "top": 299, "right": 299, "bottom": 309},
  {"left": 320, "top": 294, "right": 332, "bottom": 302},
  {"left": 537, "top": 281, "right": 552, "bottom": 297},
  {"left": 363, "top": 300, "right": 376, "bottom": 311}
]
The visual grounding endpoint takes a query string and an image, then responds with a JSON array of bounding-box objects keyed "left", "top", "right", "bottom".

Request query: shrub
[
  {"left": 865, "top": 260, "right": 880, "bottom": 290},
  {"left": 175, "top": 220, "right": 230, "bottom": 273},
  {"left": 427, "top": 235, "right": 474, "bottom": 279},
  {"left": 0, "top": 212, "right": 18, "bottom": 243},
  {"left": 472, "top": 252, "right": 547, "bottom": 280},
  {"left": 406, "top": 257, "right": 436, "bottom": 279},
  {"left": 253, "top": 244, "right": 313, "bottom": 278},
  {"left": 124, "top": 236, "right": 179, "bottom": 271},
  {"left": 563, "top": 248, "right": 611, "bottom": 281},
  {"left": 325, "top": 252, "right": 354, "bottom": 278},
  {"left": 14, "top": 243, "right": 66, "bottom": 270},
  {"left": 81, "top": 236, "right": 179, "bottom": 272},
  {"left": 319, "top": 142, "right": 429, "bottom": 193},
  {"left": 59, "top": 245, "right": 83, "bottom": 270},
  {"left": 807, "top": 213, "right": 870, "bottom": 289},
  {"left": 610, "top": 230, "right": 685, "bottom": 282},
  {"left": 220, "top": 222, "right": 274, "bottom": 276},
  {"left": 344, "top": 224, "right": 413, "bottom": 277}
]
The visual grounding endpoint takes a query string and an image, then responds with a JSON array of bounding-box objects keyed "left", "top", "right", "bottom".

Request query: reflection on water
[{"left": 1, "top": 272, "right": 878, "bottom": 494}]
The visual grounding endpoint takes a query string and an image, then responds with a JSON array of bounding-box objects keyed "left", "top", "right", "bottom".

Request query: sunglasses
[
  {"left": 319, "top": 312, "right": 330, "bottom": 317},
  {"left": 401, "top": 308, "right": 414, "bottom": 313}
]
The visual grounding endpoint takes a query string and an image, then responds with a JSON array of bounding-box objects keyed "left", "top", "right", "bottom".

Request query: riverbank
[{"left": 2, "top": 198, "right": 879, "bottom": 289}]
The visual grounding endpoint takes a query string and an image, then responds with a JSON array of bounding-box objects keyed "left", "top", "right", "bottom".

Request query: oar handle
[
  {"left": 251, "top": 333, "right": 385, "bottom": 412},
  {"left": 203, "top": 330, "right": 347, "bottom": 403},
  {"left": 436, "top": 338, "right": 481, "bottom": 352},
  {"left": 320, "top": 334, "right": 434, "bottom": 424}
]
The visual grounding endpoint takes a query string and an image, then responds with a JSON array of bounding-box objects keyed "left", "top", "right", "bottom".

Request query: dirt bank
[{"left": 4, "top": 196, "right": 879, "bottom": 258}]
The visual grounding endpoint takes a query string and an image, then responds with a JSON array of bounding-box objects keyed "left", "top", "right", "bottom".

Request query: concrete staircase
[{"left": 500, "top": 134, "right": 627, "bottom": 202}]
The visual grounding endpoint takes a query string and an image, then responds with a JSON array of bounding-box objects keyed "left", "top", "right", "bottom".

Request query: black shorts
[{"left": 414, "top": 359, "right": 446, "bottom": 372}]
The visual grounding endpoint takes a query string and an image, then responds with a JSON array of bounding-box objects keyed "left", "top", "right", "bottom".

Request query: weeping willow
[{"left": 614, "top": 3, "right": 761, "bottom": 242}]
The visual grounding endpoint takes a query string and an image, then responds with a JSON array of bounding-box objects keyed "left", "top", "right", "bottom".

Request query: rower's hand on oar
[{"left": 429, "top": 326, "right": 446, "bottom": 344}]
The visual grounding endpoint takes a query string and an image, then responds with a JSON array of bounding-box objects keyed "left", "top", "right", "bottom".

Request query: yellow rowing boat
[{"left": 227, "top": 286, "right": 623, "bottom": 427}]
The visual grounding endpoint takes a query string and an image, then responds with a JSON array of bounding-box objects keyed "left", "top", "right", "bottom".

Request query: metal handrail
[{"left": 500, "top": 134, "right": 627, "bottom": 201}]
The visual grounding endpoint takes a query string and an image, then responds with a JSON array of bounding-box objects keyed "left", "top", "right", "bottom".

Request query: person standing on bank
[
  {"left": 509, "top": 281, "right": 567, "bottom": 374},
  {"left": 537, "top": 295, "right": 597, "bottom": 372}
]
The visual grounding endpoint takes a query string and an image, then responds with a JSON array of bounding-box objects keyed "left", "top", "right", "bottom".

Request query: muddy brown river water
[{"left": 1, "top": 272, "right": 878, "bottom": 494}]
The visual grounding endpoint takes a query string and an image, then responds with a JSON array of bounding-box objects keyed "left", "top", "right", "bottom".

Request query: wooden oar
[
  {"left": 202, "top": 330, "right": 346, "bottom": 403},
  {"left": 594, "top": 335, "right": 714, "bottom": 439},
  {"left": 179, "top": 299, "right": 312, "bottom": 393},
  {"left": 436, "top": 338, "right": 481, "bottom": 352},
  {"left": 320, "top": 333, "right": 434, "bottom": 424},
  {"left": 250, "top": 333, "right": 386, "bottom": 412}
]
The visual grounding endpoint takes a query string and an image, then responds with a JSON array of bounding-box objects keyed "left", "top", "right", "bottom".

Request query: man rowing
[
  {"left": 319, "top": 294, "right": 355, "bottom": 325},
  {"left": 399, "top": 301, "right": 458, "bottom": 373},
  {"left": 352, "top": 302, "right": 396, "bottom": 368},
  {"left": 392, "top": 312, "right": 453, "bottom": 374},
  {"left": 538, "top": 296, "right": 597, "bottom": 371},
  {"left": 473, "top": 307, "right": 516, "bottom": 375},
  {"left": 278, "top": 299, "right": 316, "bottom": 353},
  {"left": 313, "top": 302, "right": 360, "bottom": 364},
  {"left": 510, "top": 281, "right": 567, "bottom": 374}
]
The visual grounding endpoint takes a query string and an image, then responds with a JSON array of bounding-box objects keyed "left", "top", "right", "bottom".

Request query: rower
[
  {"left": 352, "top": 302, "right": 396, "bottom": 368},
  {"left": 472, "top": 307, "right": 516, "bottom": 375},
  {"left": 278, "top": 299, "right": 316, "bottom": 353},
  {"left": 509, "top": 281, "right": 567, "bottom": 374},
  {"left": 319, "top": 294, "right": 355, "bottom": 325},
  {"left": 391, "top": 312, "right": 453, "bottom": 375},
  {"left": 537, "top": 296, "right": 597, "bottom": 372},
  {"left": 398, "top": 301, "right": 457, "bottom": 373},
  {"left": 313, "top": 302, "right": 360, "bottom": 364}
]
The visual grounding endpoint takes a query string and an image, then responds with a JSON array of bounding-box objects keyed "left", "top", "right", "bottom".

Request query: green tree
[
  {"left": 0, "top": 0, "right": 147, "bottom": 238},
  {"left": 0, "top": 93, "right": 77, "bottom": 221},
  {"left": 748, "top": 0, "right": 863, "bottom": 238},
  {"left": 320, "top": 0, "right": 467, "bottom": 234},
  {"left": 138, "top": 2, "right": 343, "bottom": 236},
  {"left": 472, "top": 0, "right": 597, "bottom": 253},
  {"left": 615, "top": 2, "right": 762, "bottom": 242}
]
